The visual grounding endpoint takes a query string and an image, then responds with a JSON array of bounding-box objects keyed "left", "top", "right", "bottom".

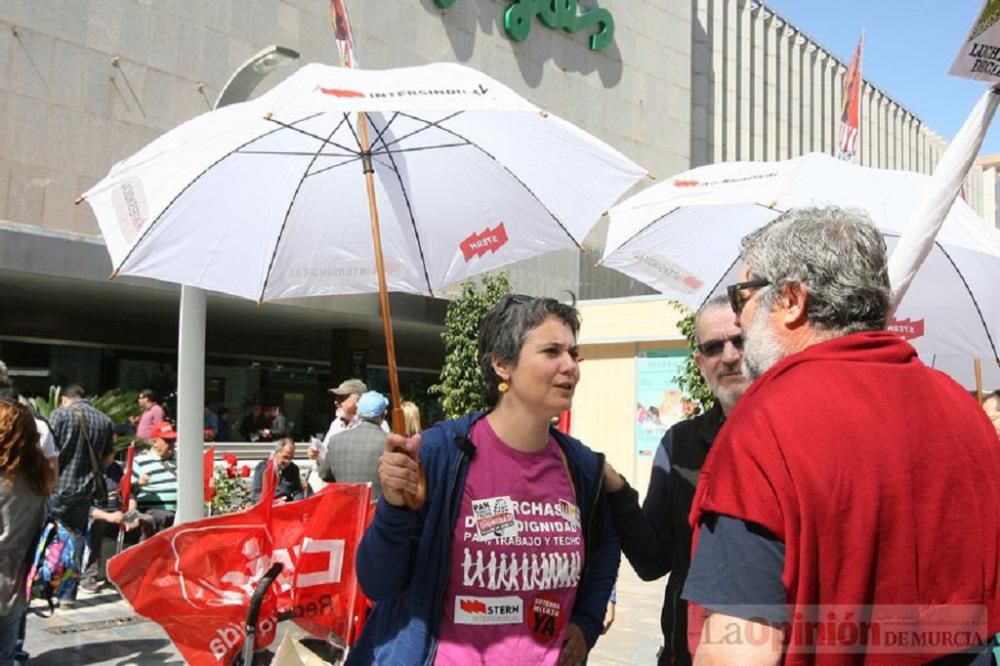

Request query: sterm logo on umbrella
[
  {"left": 887, "top": 317, "right": 926, "bottom": 341},
  {"left": 461, "top": 223, "right": 509, "bottom": 261}
]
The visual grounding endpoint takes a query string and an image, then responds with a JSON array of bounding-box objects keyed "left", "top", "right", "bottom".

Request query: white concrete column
[
  {"left": 175, "top": 285, "right": 206, "bottom": 525},
  {"left": 737, "top": 0, "right": 752, "bottom": 160},
  {"left": 764, "top": 16, "right": 779, "bottom": 160},
  {"left": 750, "top": 5, "right": 765, "bottom": 160},
  {"left": 711, "top": 0, "right": 726, "bottom": 163},
  {"left": 789, "top": 32, "right": 803, "bottom": 157},
  {"left": 724, "top": 0, "right": 738, "bottom": 160}
]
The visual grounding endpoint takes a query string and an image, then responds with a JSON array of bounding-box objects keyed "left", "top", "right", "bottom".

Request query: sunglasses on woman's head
[{"left": 696, "top": 334, "right": 744, "bottom": 357}]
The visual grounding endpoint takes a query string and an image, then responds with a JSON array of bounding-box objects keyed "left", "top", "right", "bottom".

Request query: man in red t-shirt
[{"left": 684, "top": 207, "right": 1000, "bottom": 664}]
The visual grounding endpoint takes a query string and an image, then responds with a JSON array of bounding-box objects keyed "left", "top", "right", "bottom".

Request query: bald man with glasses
[{"left": 602, "top": 294, "right": 751, "bottom": 666}]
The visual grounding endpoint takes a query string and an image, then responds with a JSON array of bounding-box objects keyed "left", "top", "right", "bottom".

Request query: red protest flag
[
  {"left": 203, "top": 445, "right": 215, "bottom": 503},
  {"left": 107, "top": 484, "right": 371, "bottom": 665},
  {"left": 119, "top": 445, "right": 136, "bottom": 510},
  {"left": 837, "top": 32, "right": 864, "bottom": 163}
]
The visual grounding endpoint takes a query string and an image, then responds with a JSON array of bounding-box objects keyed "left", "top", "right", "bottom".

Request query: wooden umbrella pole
[
  {"left": 974, "top": 358, "right": 984, "bottom": 404},
  {"left": 357, "top": 113, "right": 404, "bottom": 434},
  {"left": 357, "top": 112, "right": 425, "bottom": 509}
]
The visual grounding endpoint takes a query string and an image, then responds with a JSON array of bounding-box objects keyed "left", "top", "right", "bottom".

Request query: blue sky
[{"left": 763, "top": 1, "right": 1000, "bottom": 155}]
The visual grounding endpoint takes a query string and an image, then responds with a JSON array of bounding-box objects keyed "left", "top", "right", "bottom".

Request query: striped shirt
[{"left": 132, "top": 452, "right": 178, "bottom": 512}]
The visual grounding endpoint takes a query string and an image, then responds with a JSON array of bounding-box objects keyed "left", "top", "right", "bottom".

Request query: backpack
[{"left": 26, "top": 520, "right": 80, "bottom": 611}]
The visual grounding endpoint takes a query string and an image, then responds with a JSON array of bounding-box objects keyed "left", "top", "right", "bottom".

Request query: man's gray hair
[
  {"left": 273, "top": 437, "right": 295, "bottom": 452},
  {"left": 740, "top": 207, "right": 890, "bottom": 335},
  {"left": 693, "top": 295, "right": 732, "bottom": 345}
]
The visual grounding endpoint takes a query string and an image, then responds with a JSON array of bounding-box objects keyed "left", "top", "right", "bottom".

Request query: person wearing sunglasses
[
  {"left": 600, "top": 294, "right": 750, "bottom": 665},
  {"left": 351, "top": 295, "right": 619, "bottom": 666},
  {"left": 683, "top": 207, "right": 1000, "bottom": 663}
]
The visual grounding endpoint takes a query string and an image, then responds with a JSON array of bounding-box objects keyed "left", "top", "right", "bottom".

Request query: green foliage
[
  {"left": 26, "top": 386, "right": 61, "bottom": 420},
  {"left": 671, "top": 302, "right": 715, "bottom": 417},
  {"left": 91, "top": 388, "right": 142, "bottom": 425},
  {"left": 430, "top": 273, "right": 512, "bottom": 419}
]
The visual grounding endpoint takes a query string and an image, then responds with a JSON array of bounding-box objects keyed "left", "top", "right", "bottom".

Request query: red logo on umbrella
[
  {"left": 673, "top": 179, "right": 699, "bottom": 187},
  {"left": 460, "top": 599, "right": 487, "bottom": 614},
  {"left": 461, "top": 223, "right": 509, "bottom": 261},
  {"left": 318, "top": 87, "right": 366, "bottom": 98},
  {"left": 887, "top": 317, "right": 925, "bottom": 340}
]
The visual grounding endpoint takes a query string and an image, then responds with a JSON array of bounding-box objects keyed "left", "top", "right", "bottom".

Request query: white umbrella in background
[
  {"left": 600, "top": 152, "right": 1000, "bottom": 377},
  {"left": 79, "top": 61, "right": 648, "bottom": 444}
]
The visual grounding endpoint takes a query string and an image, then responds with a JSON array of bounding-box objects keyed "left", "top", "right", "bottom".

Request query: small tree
[
  {"left": 671, "top": 303, "right": 715, "bottom": 417},
  {"left": 430, "top": 273, "right": 512, "bottom": 419}
]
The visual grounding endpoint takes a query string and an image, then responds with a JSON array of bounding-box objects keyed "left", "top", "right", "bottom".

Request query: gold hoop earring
[{"left": 497, "top": 381, "right": 509, "bottom": 394}]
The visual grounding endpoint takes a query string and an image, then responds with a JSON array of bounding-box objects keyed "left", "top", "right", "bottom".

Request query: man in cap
[
  {"left": 682, "top": 207, "right": 1000, "bottom": 662},
  {"left": 601, "top": 294, "right": 750, "bottom": 665},
  {"left": 320, "top": 391, "right": 389, "bottom": 499},
  {"left": 128, "top": 421, "right": 179, "bottom": 539},
  {"left": 307, "top": 378, "right": 386, "bottom": 491}
]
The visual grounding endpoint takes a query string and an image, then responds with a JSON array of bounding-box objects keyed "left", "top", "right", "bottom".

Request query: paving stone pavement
[{"left": 24, "top": 566, "right": 664, "bottom": 664}]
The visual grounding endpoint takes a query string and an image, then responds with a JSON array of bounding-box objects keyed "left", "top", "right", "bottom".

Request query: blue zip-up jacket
[{"left": 348, "top": 412, "right": 621, "bottom": 665}]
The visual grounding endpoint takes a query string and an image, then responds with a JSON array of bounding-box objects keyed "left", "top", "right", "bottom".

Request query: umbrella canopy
[
  {"left": 82, "top": 62, "right": 647, "bottom": 301},
  {"left": 601, "top": 152, "right": 1000, "bottom": 365}
]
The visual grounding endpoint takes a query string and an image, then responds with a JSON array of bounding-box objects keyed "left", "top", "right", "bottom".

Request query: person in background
[
  {"left": 351, "top": 295, "right": 620, "bottom": 665},
  {"left": 48, "top": 384, "right": 114, "bottom": 583},
  {"left": 319, "top": 392, "right": 390, "bottom": 498},
  {"left": 601, "top": 294, "right": 750, "bottom": 665},
  {"left": 401, "top": 400, "right": 421, "bottom": 437},
  {"left": 269, "top": 405, "right": 289, "bottom": 439},
  {"left": 203, "top": 406, "right": 220, "bottom": 441},
  {"left": 135, "top": 389, "right": 165, "bottom": 441},
  {"left": 239, "top": 405, "right": 267, "bottom": 442},
  {"left": 0, "top": 399, "right": 53, "bottom": 663},
  {"left": 0, "top": 385, "right": 58, "bottom": 481},
  {"left": 215, "top": 407, "right": 232, "bottom": 442},
  {"left": 251, "top": 438, "right": 304, "bottom": 504},
  {"left": 79, "top": 452, "right": 124, "bottom": 593},
  {"left": 983, "top": 390, "right": 1000, "bottom": 438},
  {"left": 129, "top": 422, "right": 178, "bottom": 539}
]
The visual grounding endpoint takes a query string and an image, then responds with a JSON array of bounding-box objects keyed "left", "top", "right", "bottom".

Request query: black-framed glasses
[
  {"left": 696, "top": 334, "right": 744, "bottom": 357},
  {"left": 726, "top": 278, "right": 771, "bottom": 315}
]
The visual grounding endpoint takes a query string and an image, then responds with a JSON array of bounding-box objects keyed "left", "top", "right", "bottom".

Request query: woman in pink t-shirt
[{"left": 352, "top": 295, "right": 621, "bottom": 666}]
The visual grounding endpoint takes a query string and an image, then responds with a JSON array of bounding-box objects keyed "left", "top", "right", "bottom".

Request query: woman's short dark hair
[
  {"left": 139, "top": 388, "right": 159, "bottom": 403},
  {"left": 478, "top": 294, "right": 581, "bottom": 408}
]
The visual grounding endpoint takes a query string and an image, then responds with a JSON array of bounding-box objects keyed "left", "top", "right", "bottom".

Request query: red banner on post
[
  {"left": 837, "top": 33, "right": 864, "bottom": 163},
  {"left": 107, "top": 483, "right": 372, "bottom": 665}
]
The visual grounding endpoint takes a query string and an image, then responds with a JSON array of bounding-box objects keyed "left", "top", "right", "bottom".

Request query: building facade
[{"left": 1, "top": 0, "right": 993, "bottom": 448}]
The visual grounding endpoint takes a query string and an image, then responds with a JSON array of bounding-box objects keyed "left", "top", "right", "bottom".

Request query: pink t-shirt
[
  {"left": 137, "top": 404, "right": 165, "bottom": 440},
  {"left": 434, "top": 418, "right": 585, "bottom": 665}
]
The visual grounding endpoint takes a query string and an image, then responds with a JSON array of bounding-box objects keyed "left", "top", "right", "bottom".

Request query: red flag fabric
[
  {"left": 107, "top": 483, "right": 372, "bottom": 665},
  {"left": 330, "top": 0, "right": 357, "bottom": 68},
  {"left": 203, "top": 445, "right": 215, "bottom": 503},
  {"left": 119, "top": 445, "right": 136, "bottom": 510},
  {"left": 555, "top": 410, "right": 572, "bottom": 435},
  {"left": 837, "top": 33, "right": 864, "bottom": 162}
]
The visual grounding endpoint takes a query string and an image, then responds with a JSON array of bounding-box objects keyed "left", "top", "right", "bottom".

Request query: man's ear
[
  {"left": 780, "top": 282, "right": 809, "bottom": 328},
  {"left": 693, "top": 351, "right": 708, "bottom": 380}
]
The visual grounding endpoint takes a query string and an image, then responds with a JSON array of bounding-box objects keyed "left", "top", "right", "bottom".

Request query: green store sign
[{"left": 433, "top": 0, "right": 615, "bottom": 51}]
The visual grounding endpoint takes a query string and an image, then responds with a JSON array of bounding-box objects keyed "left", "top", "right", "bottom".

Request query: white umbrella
[
  {"left": 600, "top": 152, "right": 1000, "bottom": 368},
  {"left": 79, "top": 62, "right": 647, "bottom": 440},
  {"left": 82, "top": 62, "right": 646, "bottom": 301}
]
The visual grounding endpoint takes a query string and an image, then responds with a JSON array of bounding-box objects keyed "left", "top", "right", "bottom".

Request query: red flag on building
[
  {"left": 837, "top": 32, "right": 864, "bottom": 163},
  {"left": 330, "top": 0, "right": 358, "bottom": 68},
  {"left": 107, "top": 483, "right": 372, "bottom": 665}
]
